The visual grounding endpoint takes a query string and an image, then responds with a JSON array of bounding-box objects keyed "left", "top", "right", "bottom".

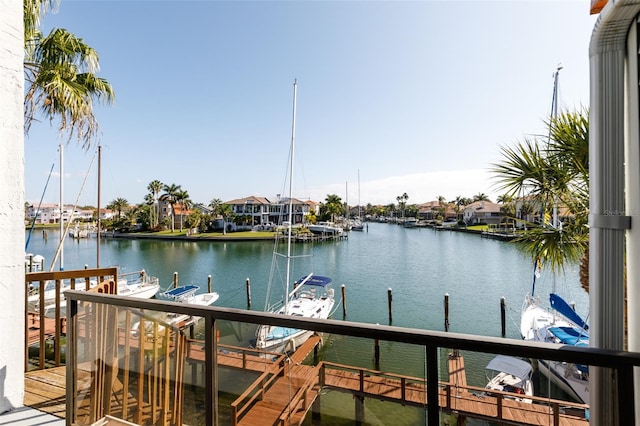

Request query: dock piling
[
  {"left": 500, "top": 297, "right": 506, "bottom": 337},
  {"left": 341, "top": 284, "right": 347, "bottom": 317},
  {"left": 444, "top": 293, "right": 450, "bottom": 332},
  {"left": 246, "top": 278, "right": 252, "bottom": 308},
  {"left": 173, "top": 272, "right": 178, "bottom": 288},
  {"left": 208, "top": 275, "right": 212, "bottom": 293},
  {"left": 387, "top": 288, "right": 393, "bottom": 324}
]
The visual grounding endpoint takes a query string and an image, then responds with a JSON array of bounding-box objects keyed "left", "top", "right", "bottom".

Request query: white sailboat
[
  {"left": 520, "top": 248, "right": 590, "bottom": 403},
  {"left": 519, "top": 66, "right": 590, "bottom": 404},
  {"left": 255, "top": 80, "right": 335, "bottom": 354},
  {"left": 351, "top": 170, "right": 364, "bottom": 231},
  {"left": 28, "top": 146, "right": 161, "bottom": 312}
]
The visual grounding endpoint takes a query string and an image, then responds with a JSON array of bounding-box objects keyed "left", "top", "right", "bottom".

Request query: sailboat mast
[
  {"left": 550, "top": 66, "right": 561, "bottom": 295},
  {"left": 358, "top": 170, "right": 361, "bottom": 220},
  {"left": 59, "top": 144, "right": 64, "bottom": 271},
  {"left": 285, "top": 80, "right": 298, "bottom": 300},
  {"left": 97, "top": 145, "right": 101, "bottom": 267}
]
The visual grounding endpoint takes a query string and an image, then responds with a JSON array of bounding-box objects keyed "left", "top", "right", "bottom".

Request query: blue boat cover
[
  {"left": 267, "top": 326, "right": 300, "bottom": 340},
  {"left": 548, "top": 326, "right": 589, "bottom": 346},
  {"left": 295, "top": 275, "right": 332, "bottom": 287},
  {"left": 161, "top": 285, "right": 199, "bottom": 298},
  {"left": 549, "top": 293, "right": 589, "bottom": 331}
]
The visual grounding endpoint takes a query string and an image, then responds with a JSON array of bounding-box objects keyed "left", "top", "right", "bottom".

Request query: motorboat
[
  {"left": 484, "top": 355, "right": 534, "bottom": 403},
  {"left": 307, "top": 221, "right": 343, "bottom": 235},
  {"left": 38, "top": 270, "right": 161, "bottom": 317},
  {"left": 157, "top": 284, "right": 219, "bottom": 328}
]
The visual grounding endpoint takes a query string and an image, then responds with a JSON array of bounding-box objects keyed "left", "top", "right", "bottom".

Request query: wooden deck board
[{"left": 25, "top": 345, "right": 588, "bottom": 426}]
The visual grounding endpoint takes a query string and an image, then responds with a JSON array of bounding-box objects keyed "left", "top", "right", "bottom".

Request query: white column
[
  {"left": 589, "top": 3, "right": 638, "bottom": 424},
  {"left": 625, "top": 15, "right": 640, "bottom": 423},
  {"left": 0, "top": 0, "right": 25, "bottom": 412}
]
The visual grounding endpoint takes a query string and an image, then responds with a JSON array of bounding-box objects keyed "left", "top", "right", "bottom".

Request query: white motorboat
[
  {"left": 484, "top": 355, "right": 534, "bottom": 403},
  {"left": 307, "top": 221, "right": 343, "bottom": 235},
  {"left": 157, "top": 284, "right": 219, "bottom": 328},
  {"left": 38, "top": 270, "right": 161, "bottom": 317}
]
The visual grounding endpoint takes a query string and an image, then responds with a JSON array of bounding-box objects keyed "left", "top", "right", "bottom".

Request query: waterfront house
[
  {"left": 417, "top": 201, "right": 457, "bottom": 222},
  {"left": 462, "top": 201, "right": 502, "bottom": 226},
  {"left": 27, "top": 203, "right": 94, "bottom": 225},
  {"left": 158, "top": 200, "right": 193, "bottom": 230},
  {"left": 225, "top": 195, "right": 312, "bottom": 227}
]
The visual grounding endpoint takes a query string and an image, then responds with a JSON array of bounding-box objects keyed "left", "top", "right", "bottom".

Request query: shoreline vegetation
[{"left": 27, "top": 223, "right": 495, "bottom": 242}]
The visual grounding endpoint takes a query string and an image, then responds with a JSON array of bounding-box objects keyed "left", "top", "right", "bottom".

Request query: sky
[{"left": 24, "top": 0, "right": 598, "bottom": 208}]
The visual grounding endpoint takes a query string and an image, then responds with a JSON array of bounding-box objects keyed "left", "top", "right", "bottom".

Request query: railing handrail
[
  {"left": 65, "top": 289, "right": 640, "bottom": 368},
  {"left": 64, "top": 289, "right": 639, "bottom": 425},
  {"left": 278, "top": 365, "right": 320, "bottom": 424}
]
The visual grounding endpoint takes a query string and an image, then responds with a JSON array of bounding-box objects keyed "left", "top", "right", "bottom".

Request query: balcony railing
[
  {"left": 25, "top": 267, "right": 119, "bottom": 370},
  {"left": 59, "top": 288, "right": 640, "bottom": 426}
]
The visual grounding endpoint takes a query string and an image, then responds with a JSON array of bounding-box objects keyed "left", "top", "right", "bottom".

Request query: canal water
[{"left": 26, "top": 223, "right": 589, "bottom": 424}]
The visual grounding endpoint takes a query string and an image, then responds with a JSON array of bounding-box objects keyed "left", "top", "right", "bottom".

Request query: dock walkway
[{"left": 23, "top": 336, "right": 589, "bottom": 426}]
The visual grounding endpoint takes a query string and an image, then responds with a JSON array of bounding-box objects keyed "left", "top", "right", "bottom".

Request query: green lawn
[
  {"left": 145, "top": 230, "right": 276, "bottom": 239},
  {"left": 466, "top": 225, "right": 489, "bottom": 231}
]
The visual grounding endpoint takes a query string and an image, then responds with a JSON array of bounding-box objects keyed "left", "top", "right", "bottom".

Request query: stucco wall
[{"left": 0, "top": 0, "right": 25, "bottom": 413}]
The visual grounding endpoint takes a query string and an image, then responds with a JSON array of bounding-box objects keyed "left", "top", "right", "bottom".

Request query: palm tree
[
  {"left": 208, "top": 198, "right": 222, "bottom": 214},
  {"left": 107, "top": 197, "right": 129, "bottom": 219},
  {"left": 320, "top": 194, "right": 343, "bottom": 222},
  {"left": 473, "top": 192, "right": 490, "bottom": 202},
  {"left": 24, "top": 0, "right": 115, "bottom": 148},
  {"left": 436, "top": 195, "right": 447, "bottom": 221},
  {"left": 491, "top": 108, "right": 589, "bottom": 283},
  {"left": 208, "top": 198, "right": 227, "bottom": 233},
  {"left": 453, "top": 195, "right": 465, "bottom": 222},
  {"left": 147, "top": 180, "right": 163, "bottom": 228},
  {"left": 175, "top": 189, "right": 191, "bottom": 232},
  {"left": 160, "top": 183, "right": 181, "bottom": 232},
  {"left": 396, "top": 193, "right": 409, "bottom": 219}
]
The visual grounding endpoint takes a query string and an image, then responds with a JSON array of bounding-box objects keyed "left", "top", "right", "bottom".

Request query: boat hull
[
  {"left": 536, "top": 358, "right": 589, "bottom": 403},
  {"left": 520, "top": 297, "right": 589, "bottom": 404},
  {"left": 256, "top": 329, "right": 316, "bottom": 354}
]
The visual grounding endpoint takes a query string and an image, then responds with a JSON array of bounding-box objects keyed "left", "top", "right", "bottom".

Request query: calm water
[{"left": 26, "top": 223, "right": 589, "bottom": 423}]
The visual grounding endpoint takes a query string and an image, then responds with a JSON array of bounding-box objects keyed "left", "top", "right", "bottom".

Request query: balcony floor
[
  {"left": 0, "top": 405, "right": 64, "bottom": 425},
  {"left": 23, "top": 367, "right": 66, "bottom": 421}
]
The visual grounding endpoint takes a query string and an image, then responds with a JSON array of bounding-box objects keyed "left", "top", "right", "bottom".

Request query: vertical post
[
  {"left": 204, "top": 316, "right": 218, "bottom": 426},
  {"left": 208, "top": 275, "right": 212, "bottom": 293},
  {"left": 190, "top": 324, "right": 196, "bottom": 391},
  {"left": 387, "top": 288, "right": 393, "bottom": 324},
  {"left": 500, "top": 297, "right": 506, "bottom": 337},
  {"left": 341, "top": 284, "right": 347, "bottom": 317},
  {"left": 444, "top": 293, "right": 450, "bottom": 332},
  {"left": 173, "top": 272, "right": 178, "bottom": 288},
  {"left": 374, "top": 339, "right": 380, "bottom": 370},
  {"left": 426, "top": 346, "right": 439, "bottom": 425},
  {"left": 246, "top": 278, "right": 252, "bottom": 308},
  {"left": 355, "top": 395, "right": 365, "bottom": 426},
  {"left": 312, "top": 395, "right": 322, "bottom": 425}
]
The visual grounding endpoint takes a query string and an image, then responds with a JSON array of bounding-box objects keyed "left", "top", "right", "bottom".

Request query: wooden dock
[
  {"left": 24, "top": 332, "right": 589, "bottom": 426},
  {"left": 232, "top": 336, "right": 323, "bottom": 426}
]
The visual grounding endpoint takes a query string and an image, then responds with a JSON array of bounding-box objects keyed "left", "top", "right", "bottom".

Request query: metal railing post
[{"left": 426, "top": 346, "right": 439, "bottom": 425}]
